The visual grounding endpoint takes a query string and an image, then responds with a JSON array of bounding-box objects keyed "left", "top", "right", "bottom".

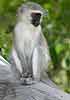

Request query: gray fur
[{"left": 10, "top": 4, "right": 51, "bottom": 81}]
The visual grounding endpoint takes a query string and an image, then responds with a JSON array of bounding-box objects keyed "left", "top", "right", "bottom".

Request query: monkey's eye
[
  {"left": 31, "top": 13, "right": 41, "bottom": 20},
  {"left": 31, "top": 13, "right": 41, "bottom": 27}
]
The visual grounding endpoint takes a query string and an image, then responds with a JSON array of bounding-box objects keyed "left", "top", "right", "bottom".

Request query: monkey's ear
[{"left": 16, "top": 6, "right": 22, "bottom": 17}]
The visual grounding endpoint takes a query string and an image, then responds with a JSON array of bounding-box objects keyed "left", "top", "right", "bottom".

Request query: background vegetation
[{"left": 0, "top": 0, "right": 70, "bottom": 93}]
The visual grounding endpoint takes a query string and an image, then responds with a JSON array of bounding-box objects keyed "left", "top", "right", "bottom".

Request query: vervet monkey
[{"left": 9, "top": 2, "right": 51, "bottom": 83}]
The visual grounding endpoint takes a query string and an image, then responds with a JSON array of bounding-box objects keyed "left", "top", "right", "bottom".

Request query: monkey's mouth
[{"left": 31, "top": 13, "right": 41, "bottom": 27}]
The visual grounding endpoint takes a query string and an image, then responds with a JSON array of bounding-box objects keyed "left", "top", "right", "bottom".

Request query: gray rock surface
[
  {"left": 0, "top": 80, "right": 70, "bottom": 100},
  {"left": 0, "top": 56, "right": 70, "bottom": 100}
]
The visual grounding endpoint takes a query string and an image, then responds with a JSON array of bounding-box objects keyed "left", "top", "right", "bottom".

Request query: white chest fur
[{"left": 14, "top": 22, "right": 41, "bottom": 56}]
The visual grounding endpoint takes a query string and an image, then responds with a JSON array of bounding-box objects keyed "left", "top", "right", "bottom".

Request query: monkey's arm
[
  {"left": 32, "top": 33, "right": 59, "bottom": 88},
  {"left": 32, "top": 46, "right": 51, "bottom": 79},
  {"left": 32, "top": 32, "right": 51, "bottom": 79}
]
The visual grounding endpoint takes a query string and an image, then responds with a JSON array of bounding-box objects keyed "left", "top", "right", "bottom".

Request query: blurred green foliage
[{"left": 0, "top": 0, "right": 70, "bottom": 93}]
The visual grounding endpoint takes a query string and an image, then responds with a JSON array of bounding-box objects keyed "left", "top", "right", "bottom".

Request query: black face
[{"left": 31, "top": 12, "right": 41, "bottom": 27}]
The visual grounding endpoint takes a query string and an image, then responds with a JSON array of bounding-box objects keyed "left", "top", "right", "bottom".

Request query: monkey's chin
[{"left": 31, "top": 20, "right": 40, "bottom": 27}]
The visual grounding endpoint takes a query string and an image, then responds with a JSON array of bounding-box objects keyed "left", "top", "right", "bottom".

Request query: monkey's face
[
  {"left": 31, "top": 11, "right": 42, "bottom": 27},
  {"left": 18, "top": 9, "right": 42, "bottom": 27},
  {"left": 17, "top": 6, "right": 43, "bottom": 27},
  {"left": 17, "top": 2, "right": 47, "bottom": 27}
]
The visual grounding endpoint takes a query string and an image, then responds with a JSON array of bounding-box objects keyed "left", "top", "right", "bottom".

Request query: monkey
[{"left": 9, "top": 2, "right": 51, "bottom": 84}]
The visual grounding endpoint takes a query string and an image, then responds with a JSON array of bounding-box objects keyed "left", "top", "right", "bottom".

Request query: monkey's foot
[{"left": 20, "top": 77, "right": 38, "bottom": 85}]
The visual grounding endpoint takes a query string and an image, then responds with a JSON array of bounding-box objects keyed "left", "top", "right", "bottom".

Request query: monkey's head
[{"left": 17, "top": 2, "right": 47, "bottom": 27}]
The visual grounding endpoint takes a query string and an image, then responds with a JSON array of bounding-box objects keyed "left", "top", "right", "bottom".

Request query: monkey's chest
[{"left": 24, "top": 39, "right": 36, "bottom": 57}]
